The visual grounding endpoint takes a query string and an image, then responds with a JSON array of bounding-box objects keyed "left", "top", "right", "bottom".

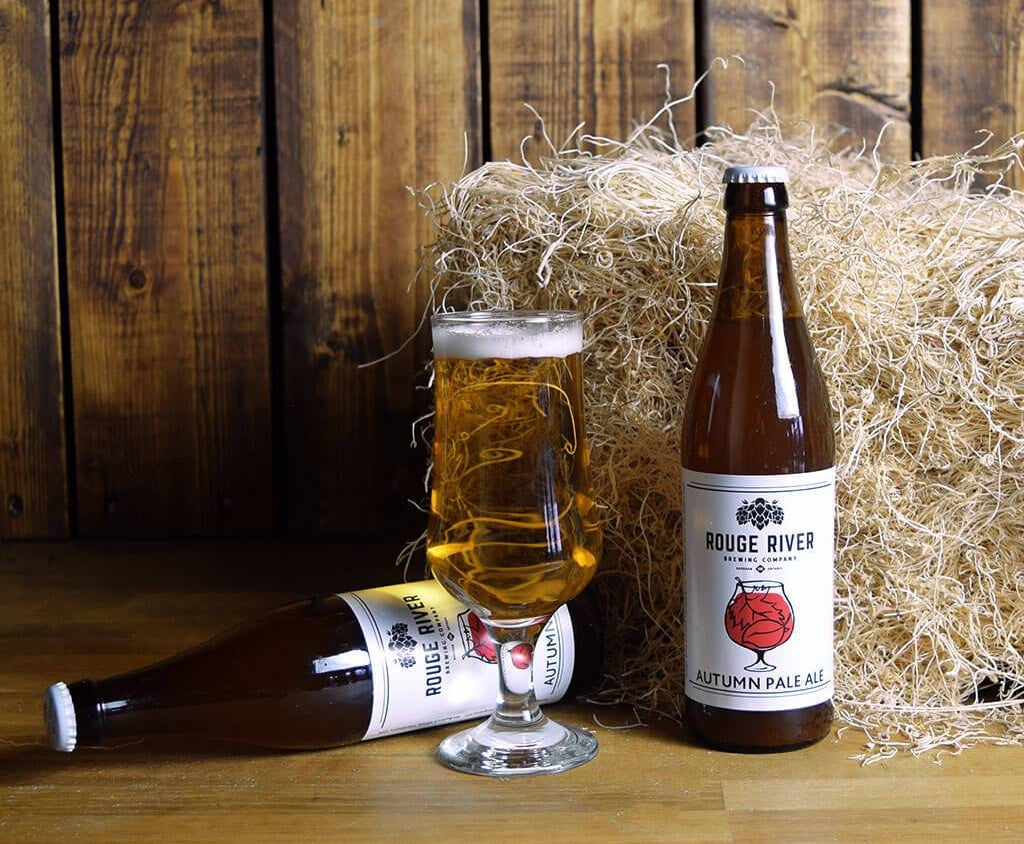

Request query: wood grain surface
[
  {"left": 59, "top": 0, "right": 272, "bottom": 536},
  {"left": 4, "top": 3, "right": 1024, "bottom": 539},
  {"left": 703, "top": 0, "right": 912, "bottom": 159},
  {"left": 2, "top": 541, "right": 1023, "bottom": 844},
  {"left": 273, "top": 0, "right": 480, "bottom": 533},
  {"left": 0, "top": 2, "right": 66, "bottom": 538},
  {"left": 488, "top": 0, "right": 696, "bottom": 161},
  {"left": 922, "top": 0, "right": 1024, "bottom": 187}
]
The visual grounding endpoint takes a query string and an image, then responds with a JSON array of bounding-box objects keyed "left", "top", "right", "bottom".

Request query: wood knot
[
  {"left": 127, "top": 267, "right": 148, "bottom": 290},
  {"left": 325, "top": 331, "right": 346, "bottom": 354},
  {"left": 7, "top": 493, "right": 22, "bottom": 518},
  {"left": 312, "top": 294, "right": 378, "bottom": 365}
]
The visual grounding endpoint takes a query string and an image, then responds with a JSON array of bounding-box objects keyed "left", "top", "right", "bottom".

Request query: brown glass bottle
[
  {"left": 681, "top": 166, "right": 835, "bottom": 751},
  {"left": 44, "top": 580, "right": 602, "bottom": 752}
]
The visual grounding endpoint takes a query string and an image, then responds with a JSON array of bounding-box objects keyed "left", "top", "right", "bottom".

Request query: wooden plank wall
[
  {"left": 60, "top": 1, "right": 272, "bottom": 536},
  {"left": 489, "top": 0, "right": 696, "bottom": 160},
  {"left": 0, "top": 2, "right": 66, "bottom": 538},
  {"left": 0, "top": 0, "right": 1021, "bottom": 538},
  {"left": 702, "top": 0, "right": 912, "bottom": 159},
  {"left": 273, "top": 1, "right": 480, "bottom": 534},
  {"left": 922, "top": 0, "right": 1024, "bottom": 181}
]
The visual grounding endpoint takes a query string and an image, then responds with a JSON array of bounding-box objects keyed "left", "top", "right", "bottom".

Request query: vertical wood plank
[
  {"left": 0, "top": 2, "right": 66, "bottom": 538},
  {"left": 61, "top": 1, "right": 272, "bottom": 535},
  {"left": 274, "top": 1, "right": 480, "bottom": 533},
  {"left": 922, "top": 0, "right": 1024, "bottom": 186},
  {"left": 703, "top": 0, "right": 911, "bottom": 159},
  {"left": 489, "top": 0, "right": 696, "bottom": 160}
]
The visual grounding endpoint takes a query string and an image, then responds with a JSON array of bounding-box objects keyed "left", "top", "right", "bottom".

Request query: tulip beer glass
[{"left": 427, "top": 310, "right": 602, "bottom": 776}]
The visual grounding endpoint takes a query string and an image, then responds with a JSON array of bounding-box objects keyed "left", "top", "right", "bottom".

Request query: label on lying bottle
[
  {"left": 341, "top": 581, "right": 575, "bottom": 740},
  {"left": 684, "top": 468, "right": 835, "bottom": 711}
]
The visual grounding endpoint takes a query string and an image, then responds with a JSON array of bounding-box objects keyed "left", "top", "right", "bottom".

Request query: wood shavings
[{"left": 417, "top": 112, "right": 1024, "bottom": 761}]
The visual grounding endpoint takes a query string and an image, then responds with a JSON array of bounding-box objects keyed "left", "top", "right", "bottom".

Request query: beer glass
[{"left": 428, "top": 310, "right": 601, "bottom": 776}]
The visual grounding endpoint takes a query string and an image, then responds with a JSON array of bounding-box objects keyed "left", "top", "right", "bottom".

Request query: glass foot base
[{"left": 438, "top": 714, "right": 598, "bottom": 777}]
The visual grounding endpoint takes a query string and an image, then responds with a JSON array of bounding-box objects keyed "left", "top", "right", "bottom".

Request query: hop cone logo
[
  {"left": 387, "top": 622, "right": 417, "bottom": 668},
  {"left": 736, "top": 497, "right": 784, "bottom": 530}
]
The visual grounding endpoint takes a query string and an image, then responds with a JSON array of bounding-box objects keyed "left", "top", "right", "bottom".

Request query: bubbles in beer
[{"left": 427, "top": 316, "right": 600, "bottom": 621}]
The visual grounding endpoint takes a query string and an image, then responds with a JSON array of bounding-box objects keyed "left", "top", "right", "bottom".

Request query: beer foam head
[{"left": 432, "top": 311, "right": 583, "bottom": 359}]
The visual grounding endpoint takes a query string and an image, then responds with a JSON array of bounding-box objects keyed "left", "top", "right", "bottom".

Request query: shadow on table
[{"left": 0, "top": 735, "right": 303, "bottom": 786}]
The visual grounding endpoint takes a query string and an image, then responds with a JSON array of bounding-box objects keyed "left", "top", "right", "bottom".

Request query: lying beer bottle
[
  {"left": 43, "top": 580, "right": 600, "bottom": 752},
  {"left": 681, "top": 165, "right": 835, "bottom": 750}
]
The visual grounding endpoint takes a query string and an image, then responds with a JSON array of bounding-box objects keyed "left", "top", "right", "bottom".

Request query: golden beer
[{"left": 427, "top": 313, "right": 601, "bottom": 622}]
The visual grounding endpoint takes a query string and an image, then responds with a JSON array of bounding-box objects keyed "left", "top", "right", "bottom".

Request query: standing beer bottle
[{"left": 681, "top": 165, "right": 835, "bottom": 750}]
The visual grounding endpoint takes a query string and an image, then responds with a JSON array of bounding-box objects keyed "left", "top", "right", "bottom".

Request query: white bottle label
[
  {"left": 684, "top": 468, "right": 835, "bottom": 711},
  {"left": 340, "top": 582, "right": 576, "bottom": 740}
]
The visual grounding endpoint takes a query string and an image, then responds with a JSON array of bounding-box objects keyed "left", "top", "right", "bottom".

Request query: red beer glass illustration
[
  {"left": 724, "top": 579, "right": 795, "bottom": 672},
  {"left": 459, "top": 609, "right": 533, "bottom": 668}
]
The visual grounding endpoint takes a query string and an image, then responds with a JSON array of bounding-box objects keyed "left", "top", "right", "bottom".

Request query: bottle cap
[
  {"left": 723, "top": 165, "right": 789, "bottom": 184},
  {"left": 44, "top": 682, "right": 77, "bottom": 752}
]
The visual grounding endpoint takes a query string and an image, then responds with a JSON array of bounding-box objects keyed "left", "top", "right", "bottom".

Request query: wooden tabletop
[{"left": 2, "top": 542, "right": 1022, "bottom": 843}]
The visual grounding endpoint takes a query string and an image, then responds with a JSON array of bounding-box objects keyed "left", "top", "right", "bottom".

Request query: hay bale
[{"left": 419, "top": 110, "right": 1024, "bottom": 760}]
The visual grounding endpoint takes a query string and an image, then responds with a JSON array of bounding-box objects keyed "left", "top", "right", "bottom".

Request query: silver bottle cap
[
  {"left": 44, "top": 681, "right": 77, "bottom": 752},
  {"left": 723, "top": 165, "right": 789, "bottom": 184}
]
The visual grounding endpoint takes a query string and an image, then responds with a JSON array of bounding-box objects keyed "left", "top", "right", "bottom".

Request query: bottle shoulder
[
  {"left": 107, "top": 595, "right": 373, "bottom": 692},
  {"left": 682, "top": 316, "right": 834, "bottom": 474}
]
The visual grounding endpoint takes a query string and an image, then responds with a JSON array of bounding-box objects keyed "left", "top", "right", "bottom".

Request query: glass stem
[{"left": 484, "top": 620, "right": 547, "bottom": 728}]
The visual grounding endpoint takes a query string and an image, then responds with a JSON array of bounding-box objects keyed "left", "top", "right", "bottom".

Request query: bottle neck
[
  {"left": 69, "top": 676, "right": 166, "bottom": 744},
  {"left": 715, "top": 210, "right": 803, "bottom": 321}
]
